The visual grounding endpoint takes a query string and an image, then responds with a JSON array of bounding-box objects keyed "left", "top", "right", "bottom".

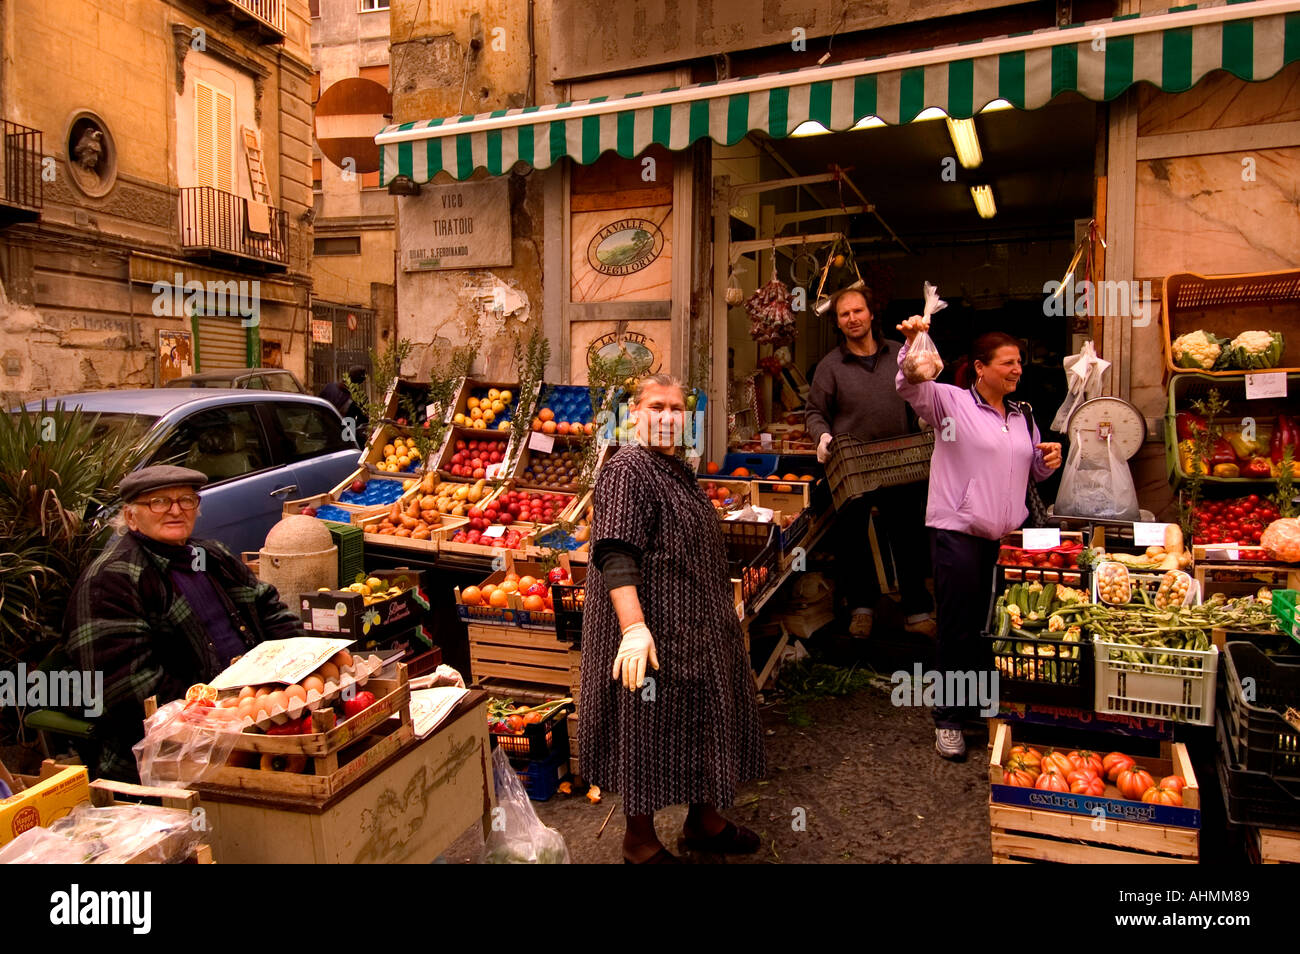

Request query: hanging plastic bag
[
  {"left": 132, "top": 698, "right": 244, "bottom": 789},
  {"left": 1051, "top": 340, "right": 1111, "bottom": 432},
  {"left": 482, "top": 746, "right": 571, "bottom": 864},
  {"left": 902, "top": 281, "right": 947, "bottom": 384},
  {"left": 1054, "top": 430, "right": 1139, "bottom": 521}
]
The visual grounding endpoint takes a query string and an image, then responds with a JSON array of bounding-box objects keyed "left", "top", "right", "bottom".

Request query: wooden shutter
[{"left": 195, "top": 80, "right": 233, "bottom": 193}]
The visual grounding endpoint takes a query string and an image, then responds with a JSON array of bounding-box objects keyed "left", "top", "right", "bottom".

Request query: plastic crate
[
  {"left": 1217, "top": 713, "right": 1300, "bottom": 831},
  {"left": 722, "top": 452, "right": 778, "bottom": 477},
  {"left": 984, "top": 568, "right": 1094, "bottom": 706},
  {"left": 1271, "top": 589, "right": 1300, "bottom": 644},
  {"left": 552, "top": 580, "right": 585, "bottom": 645},
  {"left": 1092, "top": 636, "right": 1218, "bottom": 725},
  {"left": 491, "top": 702, "right": 573, "bottom": 761},
  {"left": 824, "top": 431, "right": 934, "bottom": 510},
  {"left": 1223, "top": 641, "right": 1300, "bottom": 779},
  {"left": 326, "top": 522, "right": 365, "bottom": 584},
  {"left": 780, "top": 509, "right": 811, "bottom": 552},
  {"left": 513, "top": 749, "right": 570, "bottom": 801},
  {"left": 721, "top": 520, "right": 780, "bottom": 607}
]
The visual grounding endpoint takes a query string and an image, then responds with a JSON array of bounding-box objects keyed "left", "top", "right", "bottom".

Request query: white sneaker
[
  {"left": 848, "top": 610, "right": 874, "bottom": 638},
  {"left": 935, "top": 728, "right": 966, "bottom": 760}
]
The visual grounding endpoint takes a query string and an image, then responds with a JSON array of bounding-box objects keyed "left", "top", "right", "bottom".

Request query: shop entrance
[{"left": 714, "top": 94, "right": 1101, "bottom": 504}]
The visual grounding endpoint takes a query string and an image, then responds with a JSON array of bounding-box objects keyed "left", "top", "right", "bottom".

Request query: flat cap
[{"left": 119, "top": 465, "right": 208, "bottom": 502}]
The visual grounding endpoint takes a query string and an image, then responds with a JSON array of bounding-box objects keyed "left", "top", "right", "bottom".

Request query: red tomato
[
  {"left": 1006, "top": 755, "right": 1041, "bottom": 779},
  {"left": 1041, "top": 750, "right": 1074, "bottom": 777},
  {"left": 1003, "top": 767, "right": 1037, "bottom": 787},
  {"left": 1068, "top": 750, "right": 1104, "bottom": 776},
  {"left": 1117, "top": 765, "right": 1157, "bottom": 801},
  {"left": 1159, "top": 775, "right": 1186, "bottom": 793},
  {"left": 1141, "top": 785, "right": 1183, "bottom": 806},
  {"left": 1035, "top": 770, "right": 1070, "bottom": 792},
  {"left": 342, "top": 690, "right": 376, "bottom": 719},
  {"left": 506, "top": 714, "right": 526, "bottom": 733},
  {"left": 1103, "top": 751, "right": 1135, "bottom": 782},
  {"left": 1068, "top": 770, "right": 1105, "bottom": 796},
  {"left": 1010, "top": 746, "right": 1043, "bottom": 772}
]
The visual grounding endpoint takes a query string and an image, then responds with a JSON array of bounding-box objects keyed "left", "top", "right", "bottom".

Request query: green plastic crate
[
  {"left": 327, "top": 522, "right": 365, "bottom": 585},
  {"left": 1270, "top": 589, "right": 1300, "bottom": 645}
]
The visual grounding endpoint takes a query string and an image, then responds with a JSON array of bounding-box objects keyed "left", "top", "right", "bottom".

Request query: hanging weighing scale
[{"left": 1065, "top": 396, "right": 1146, "bottom": 459}]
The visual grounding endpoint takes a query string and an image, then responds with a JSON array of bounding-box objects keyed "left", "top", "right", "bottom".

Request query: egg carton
[{"left": 218, "top": 654, "right": 386, "bottom": 732}]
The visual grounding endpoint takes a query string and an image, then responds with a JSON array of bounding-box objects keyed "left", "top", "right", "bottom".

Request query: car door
[
  {"left": 147, "top": 403, "right": 297, "bottom": 555},
  {"left": 263, "top": 400, "right": 361, "bottom": 503}
]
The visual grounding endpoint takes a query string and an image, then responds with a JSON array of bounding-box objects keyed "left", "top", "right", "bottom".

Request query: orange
[
  {"left": 557, "top": 422, "right": 571, "bottom": 436},
  {"left": 499, "top": 579, "right": 519, "bottom": 595},
  {"left": 532, "top": 417, "right": 543, "bottom": 431},
  {"left": 481, "top": 583, "right": 497, "bottom": 599},
  {"left": 523, "top": 594, "right": 545, "bottom": 611},
  {"left": 518, "top": 575, "right": 537, "bottom": 591},
  {"left": 783, "top": 473, "right": 800, "bottom": 481},
  {"left": 461, "top": 585, "right": 483, "bottom": 605},
  {"left": 185, "top": 683, "right": 218, "bottom": 703},
  {"left": 505, "top": 572, "right": 521, "bottom": 582},
  {"left": 539, "top": 408, "right": 555, "bottom": 422},
  {"left": 542, "top": 420, "right": 557, "bottom": 434},
  {"left": 489, "top": 588, "right": 509, "bottom": 608},
  {"left": 706, "top": 461, "right": 720, "bottom": 474},
  {"left": 732, "top": 467, "right": 750, "bottom": 477}
]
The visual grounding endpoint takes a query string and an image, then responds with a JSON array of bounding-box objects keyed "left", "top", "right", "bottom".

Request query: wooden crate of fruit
[
  {"left": 362, "top": 424, "right": 427, "bottom": 476},
  {"left": 328, "top": 467, "right": 418, "bottom": 516},
  {"left": 197, "top": 665, "right": 414, "bottom": 800},
  {"left": 988, "top": 722, "right": 1199, "bottom": 864},
  {"left": 1247, "top": 825, "right": 1300, "bottom": 864},
  {"left": 700, "top": 478, "right": 754, "bottom": 513},
  {"left": 454, "top": 554, "right": 572, "bottom": 629},
  {"left": 468, "top": 622, "right": 577, "bottom": 691},
  {"left": 357, "top": 497, "right": 448, "bottom": 550},
  {"left": 1192, "top": 545, "right": 1300, "bottom": 598},
  {"left": 514, "top": 433, "right": 606, "bottom": 493},
  {"left": 449, "top": 379, "right": 526, "bottom": 431},
  {"left": 438, "top": 428, "right": 513, "bottom": 482}
]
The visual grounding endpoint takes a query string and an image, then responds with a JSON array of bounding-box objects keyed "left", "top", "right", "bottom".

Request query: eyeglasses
[{"left": 140, "top": 494, "right": 201, "bottom": 513}]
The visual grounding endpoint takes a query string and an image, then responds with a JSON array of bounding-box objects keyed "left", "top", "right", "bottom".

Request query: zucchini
[
  {"left": 1007, "top": 584, "right": 1023, "bottom": 613},
  {"left": 1017, "top": 587, "right": 1033, "bottom": 617},
  {"left": 1037, "top": 583, "right": 1056, "bottom": 615},
  {"left": 996, "top": 604, "right": 1011, "bottom": 639}
]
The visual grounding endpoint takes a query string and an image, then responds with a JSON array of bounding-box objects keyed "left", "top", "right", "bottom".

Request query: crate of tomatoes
[{"left": 1189, "top": 493, "right": 1280, "bottom": 550}]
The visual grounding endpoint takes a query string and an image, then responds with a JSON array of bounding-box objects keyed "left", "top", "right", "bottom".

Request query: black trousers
[
  {"left": 929, "top": 528, "right": 1001, "bottom": 728},
  {"left": 834, "top": 483, "right": 934, "bottom": 617}
]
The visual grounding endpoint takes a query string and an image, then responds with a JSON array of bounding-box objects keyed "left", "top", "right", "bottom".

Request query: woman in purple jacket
[{"left": 895, "top": 319, "right": 1062, "bottom": 760}]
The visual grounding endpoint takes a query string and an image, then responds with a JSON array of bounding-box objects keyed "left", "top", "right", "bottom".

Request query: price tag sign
[
  {"left": 1132, "top": 522, "right": 1168, "bottom": 547},
  {"left": 426, "top": 402, "right": 439, "bottom": 421},
  {"left": 1021, "top": 528, "right": 1061, "bottom": 550},
  {"left": 482, "top": 524, "right": 506, "bottom": 538},
  {"left": 759, "top": 433, "right": 773, "bottom": 449},
  {"left": 528, "top": 432, "right": 555, "bottom": 454},
  {"left": 484, "top": 463, "right": 505, "bottom": 480},
  {"left": 1245, "top": 372, "right": 1287, "bottom": 400},
  {"left": 1205, "top": 544, "right": 1239, "bottom": 561}
]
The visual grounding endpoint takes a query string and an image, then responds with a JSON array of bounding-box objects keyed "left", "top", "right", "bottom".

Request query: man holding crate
[{"left": 807, "top": 287, "right": 936, "bottom": 639}]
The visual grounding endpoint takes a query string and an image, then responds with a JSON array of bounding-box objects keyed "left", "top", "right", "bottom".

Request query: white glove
[
  {"left": 612, "top": 622, "right": 659, "bottom": 692},
  {"left": 816, "top": 433, "right": 833, "bottom": 464}
]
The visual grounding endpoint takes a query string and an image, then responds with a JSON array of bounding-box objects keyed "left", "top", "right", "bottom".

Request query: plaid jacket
[{"left": 64, "top": 530, "right": 302, "bottom": 781}]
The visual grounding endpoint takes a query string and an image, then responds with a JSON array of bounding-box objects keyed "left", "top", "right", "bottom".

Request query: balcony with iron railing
[
  {"left": 178, "top": 0, "right": 285, "bottom": 42},
  {"left": 178, "top": 186, "right": 289, "bottom": 269},
  {"left": 1, "top": 120, "right": 43, "bottom": 223}
]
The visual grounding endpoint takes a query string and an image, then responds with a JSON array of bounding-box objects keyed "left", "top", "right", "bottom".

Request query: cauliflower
[
  {"left": 1227, "top": 330, "right": 1284, "bottom": 370},
  {"left": 1171, "top": 330, "right": 1223, "bottom": 370}
]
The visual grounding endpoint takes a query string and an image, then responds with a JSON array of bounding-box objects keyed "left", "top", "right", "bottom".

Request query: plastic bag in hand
[
  {"left": 902, "top": 282, "right": 947, "bottom": 384},
  {"left": 482, "top": 746, "right": 571, "bottom": 864},
  {"left": 132, "top": 698, "right": 244, "bottom": 789}
]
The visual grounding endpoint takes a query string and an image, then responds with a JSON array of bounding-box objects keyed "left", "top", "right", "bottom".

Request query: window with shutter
[{"left": 195, "top": 80, "right": 233, "bottom": 193}]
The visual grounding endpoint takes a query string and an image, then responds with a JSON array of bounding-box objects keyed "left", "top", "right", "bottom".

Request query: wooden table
[{"left": 195, "top": 691, "right": 493, "bottom": 864}]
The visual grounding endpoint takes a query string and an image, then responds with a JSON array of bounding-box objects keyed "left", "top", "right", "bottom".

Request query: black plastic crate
[
  {"left": 986, "top": 629, "right": 1094, "bottom": 707},
  {"left": 491, "top": 701, "right": 573, "bottom": 762},
  {"left": 1217, "top": 712, "right": 1300, "bottom": 831},
  {"left": 721, "top": 520, "right": 780, "bottom": 607},
  {"left": 780, "top": 509, "right": 811, "bottom": 553},
  {"left": 552, "top": 581, "right": 585, "bottom": 646},
  {"left": 1223, "top": 641, "right": 1300, "bottom": 779}
]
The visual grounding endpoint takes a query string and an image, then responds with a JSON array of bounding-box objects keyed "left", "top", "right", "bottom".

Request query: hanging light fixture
[
  {"left": 970, "top": 185, "right": 997, "bottom": 219},
  {"left": 946, "top": 117, "right": 983, "bottom": 169}
]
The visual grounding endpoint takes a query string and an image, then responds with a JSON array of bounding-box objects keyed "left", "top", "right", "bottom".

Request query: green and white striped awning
[{"left": 378, "top": 0, "right": 1300, "bottom": 183}]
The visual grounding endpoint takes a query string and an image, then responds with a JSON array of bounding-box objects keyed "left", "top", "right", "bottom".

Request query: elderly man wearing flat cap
[{"left": 64, "top": 465, "right": 302, "bottom": 781}]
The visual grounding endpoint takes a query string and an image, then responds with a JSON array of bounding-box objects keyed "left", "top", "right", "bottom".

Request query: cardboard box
[
  {"left": 299, "top": 569, "right": 426, "bottom": 642},
  {"left": 0, "top": 764, "right": 90, "bottom": 846}
]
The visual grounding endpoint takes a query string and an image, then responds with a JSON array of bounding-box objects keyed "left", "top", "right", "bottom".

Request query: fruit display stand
[
  {"left": 514, "top": 434, "right": 607, "bottom": 493},
  {"left": 988, "top": 722, "right": 1200, "bottom": 863},
  {"left": 449, "top": 378, "right": 526, "bottom": 430},
  {"left": 1160, "top": 267, "right": 1300, "bottom": 382},
  {"left": 194, "top": 689, "right": 493, "bottom": 864},
  {"left": 438, "top": 427, "right": 513, "bottom": 482},
  {"left": 361, "top": 423, "right": 428, "bottom": 477}
]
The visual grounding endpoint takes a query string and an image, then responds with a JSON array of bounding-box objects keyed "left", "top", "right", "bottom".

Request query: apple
[
  {"left": 472, "top": 468, "right": 486, "bottom": 479},
  {"left": 301, "top": 506, "right": 317, "bottom": 517},
  {"left": 456, "top": 440, "right": 466, "bottom": 451},
  {"left": 351, "top": 480, "right": 367, "bottom": 494},
  {"left": 499, "top": 513, "right": 513, "bottom": 525},
  {"left": 468, "top": 506, "right": 484, "bottom": 519}
]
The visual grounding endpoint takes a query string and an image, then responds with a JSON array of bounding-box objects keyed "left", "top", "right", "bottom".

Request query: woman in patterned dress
[{"left": 578, "top": 373, "right": 766, "bottom": 863}]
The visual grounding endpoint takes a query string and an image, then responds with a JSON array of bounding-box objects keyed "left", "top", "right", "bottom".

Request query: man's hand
[
  {"left": 816, "top": 433, "right": 833, "bottom": 464},
  {"left": 1037, "top": 442, "right": 1063, "bottom": 470},
  {"left": 612, "top": 622, "right": 659, "bottom": 692},
  {"left": 896, "top": 315, "right": 929, "bottom": 344}
]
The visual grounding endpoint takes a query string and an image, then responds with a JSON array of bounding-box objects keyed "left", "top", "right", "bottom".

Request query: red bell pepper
[
  {"left": 1209, "top": 435, "right": 1237, "bottom": 467},
  {"left": 1176, "top": 412, "right": 1207, "bottom": 442},
  {"left": 1243, "top": 456, "right": 1273, "bottom": 478},
  {"left": 1272, "top": 414, "right": 1297, "bottom": 463},
  {"left": 266, "top": 714, "right": 313, "bottom": 735}
]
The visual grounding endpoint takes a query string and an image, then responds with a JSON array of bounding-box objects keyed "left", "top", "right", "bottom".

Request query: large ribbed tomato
[
  {"left": 1068, "top": 769, "right": 1105, "bottom": 795},
  {"left": 1117, "top": 765, "right": 1156, "bottom": 800},
  {"left": 1103, "top": 751, "right": 1135, "bottom": 782},
  {"left": 1041, "top": 750, "right": 1074, "bottom": 777},
  {"left": 1002, "top": 766, "right": 1037, "bottom": 788},
  {"left": 1159, "top": 775, "right": 1186, "bottom": 793},
  {"left": 1035, "top": 770, "right": 1070, "bottom": 792},
  {"left": 1068, "top": 750, "right": 1104, "bottom": 776},
  {"left": 1006, "top": 755, "right": 1041, "bottom": 779},
  {"left": 1010, "top": 745, "right": 1043, "bottom": 772},
  {"left": 1141, "top": 785, "right": 1183, "bottom": 806}
]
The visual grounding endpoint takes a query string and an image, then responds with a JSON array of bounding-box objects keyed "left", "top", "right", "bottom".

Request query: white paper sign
[
  {"left": 1133, "top": 522, "right": 1169, "bottom": 547},
  {"left": 1205, "top": 545, "right": 1240, "bottom": 561},
  {"left": 528, "top": 431, "right": 555, "bottom": 453},
  {"left": 409, "top": 687, "right": 470, "bottom": 739},
  {"left": 210, "top": 636, "right": 355, "bottom": 690},
  {"left": 483, "top": 524, "right": 506, "bottom": 538},
  {"left": 485, "top": 462, "right": 505, "bottom": 479},
  {"left": 1246, "top": 372, "right": 1287, "bottom": 400},
  {"left": 1021, "top": 528, "right": 1061, "bottom": 550},
  {"left": 759, "top": 433, "right": 773, "bottom": 448}
]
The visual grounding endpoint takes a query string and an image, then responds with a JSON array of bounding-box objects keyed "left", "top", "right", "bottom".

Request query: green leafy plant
[
  {"left": 347, "top": 338, "right": 414, "bottom": 446},
  {"left": 1179, "top": 388, "right": 1229, "bottom": 541},
  {"left": 506, "top": 323, "right": 551, "bottom": 474},
  {"left": 399, "top": 342, "right": 478, "bottom": 469},
  {"left": 1276, "top": 446, "right": 1297, "bottom": 519}
]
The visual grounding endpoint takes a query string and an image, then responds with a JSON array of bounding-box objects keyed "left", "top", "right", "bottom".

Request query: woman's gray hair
[{"left": 630, "top": 372, "right": 686, "bottom": 406}]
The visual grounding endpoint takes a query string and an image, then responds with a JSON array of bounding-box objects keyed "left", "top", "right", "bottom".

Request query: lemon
[
  {"left": 481, "top": 410, "right": 495, "bottom": 424},
  {"left": 488, "top": 388, "right": 500, "bottom": 400},
  {"left": 454, "top": 413, "right": 467, "bottom": 426},
  {"left": 467, "top": 397, "right": 480, "bottom": 410},
  {"left": 365, "top": 577, "right": 385, "bottom": 590},
  {"left": 499, "top": 390, "right": 512, "bottom": 403},
  {"left": 472, "top": 419, "right": 486, "bottom": 429},
  {"left": 491, "top": 400, "right": 505, "bottom": 414},
  {"left": 498, "top": 421, "right": 511, "bottom": 430}
]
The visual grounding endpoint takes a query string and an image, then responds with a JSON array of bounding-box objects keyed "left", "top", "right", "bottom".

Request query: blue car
[{"left": 22, "top": 389, "right": 360, "bottom": 556}]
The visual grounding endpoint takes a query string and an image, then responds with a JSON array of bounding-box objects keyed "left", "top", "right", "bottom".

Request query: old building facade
[{"left": 0, "top": 0, "right": 314, "bottom": 400}]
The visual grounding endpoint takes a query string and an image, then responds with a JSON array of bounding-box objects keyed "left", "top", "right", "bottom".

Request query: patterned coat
[
  {"left": 578, "top": 444, "right": 765, "bottom": 815},
  {"left": 64, "top": 530, "right": 302, "bottom": 780}
]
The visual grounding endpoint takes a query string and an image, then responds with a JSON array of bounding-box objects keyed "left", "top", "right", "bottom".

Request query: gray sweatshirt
[{"left": 805, "top": 339, "right": 914, "bottom": 444}]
